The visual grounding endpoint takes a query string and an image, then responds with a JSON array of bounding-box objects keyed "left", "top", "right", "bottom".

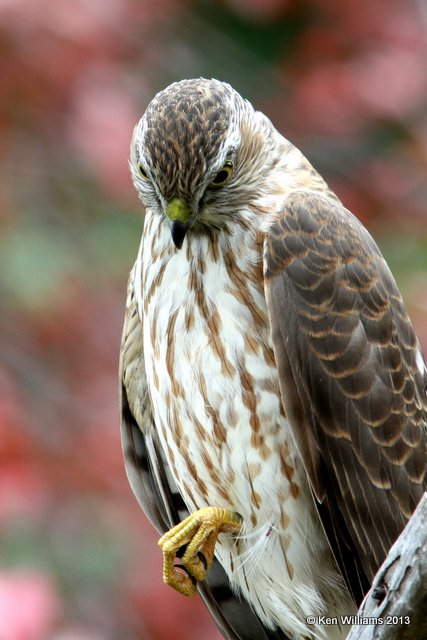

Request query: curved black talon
[
  {"left": 197, "top": 551, "right": 208, "bottom": 571},
  {"left": 176, "top": 544, "right": 188, "bottom": 559},
  {"left": 176, "top": 564, "right": 197, "bottom": 585}
]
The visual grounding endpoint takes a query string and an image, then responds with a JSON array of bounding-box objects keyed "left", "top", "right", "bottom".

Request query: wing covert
[{"left": 263, "top": 191, "right": 427, "bottom": 602}]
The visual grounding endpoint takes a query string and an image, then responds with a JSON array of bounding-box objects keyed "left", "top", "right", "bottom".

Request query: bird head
[{"left": 130, "top": 78, "right": 277, "bottom": 248}]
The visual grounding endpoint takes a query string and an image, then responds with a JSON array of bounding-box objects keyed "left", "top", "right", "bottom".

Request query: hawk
[{"left": 120, "top": 78, "right": 427, "bottom": 640}]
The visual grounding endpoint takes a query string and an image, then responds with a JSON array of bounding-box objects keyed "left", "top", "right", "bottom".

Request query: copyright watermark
[{"left": 306, "top": 615, "right": 411, "bottom": 626}]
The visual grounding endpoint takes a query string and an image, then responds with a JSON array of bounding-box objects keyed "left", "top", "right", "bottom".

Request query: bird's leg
[{"left": 158, "top": 506, "right": 242, "bottom": 596}]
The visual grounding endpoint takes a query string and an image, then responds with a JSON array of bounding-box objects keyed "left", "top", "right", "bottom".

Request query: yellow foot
[{"left": 158, "top": 506, "right": 242, "bottom": 596}]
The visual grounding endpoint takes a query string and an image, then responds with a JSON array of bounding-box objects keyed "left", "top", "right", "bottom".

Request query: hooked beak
[
  {"left": 166, "top": 197, "right": 192, "bottom": 250},
  {"left": 170, "top": 218, "right": 190, "bottom": 249}
]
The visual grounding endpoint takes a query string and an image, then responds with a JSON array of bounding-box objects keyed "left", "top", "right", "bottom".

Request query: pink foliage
[
  {"left": 348, "top": 47, "right": 427, "bottom": 120},
  {"left": 0, "top": 572, "right": 60, "bottom": 640},
  {"left": 67, "top": 65, "right": 140, "bottom": 200}
]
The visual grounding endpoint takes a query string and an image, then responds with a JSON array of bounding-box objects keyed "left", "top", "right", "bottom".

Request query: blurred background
[{"left": 0, "top": 0, "right": 426, "bottom": 638}]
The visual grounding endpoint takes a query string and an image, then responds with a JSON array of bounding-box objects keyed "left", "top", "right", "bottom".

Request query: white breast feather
[{"left": 138, "top": 209, "right": 354, "bottom": 640}]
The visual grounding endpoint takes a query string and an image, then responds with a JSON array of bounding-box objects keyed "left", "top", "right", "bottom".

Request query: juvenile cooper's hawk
[{"left": 120, "top": 79, "right": 427, "bottom": 640}]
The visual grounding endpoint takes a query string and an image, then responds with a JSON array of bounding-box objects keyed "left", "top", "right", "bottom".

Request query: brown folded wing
[{"left": 263, "top": 191, "right": 427, "bottom": 603}]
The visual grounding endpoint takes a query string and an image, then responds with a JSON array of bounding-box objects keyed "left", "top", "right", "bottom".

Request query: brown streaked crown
[{"left": 140, "top": 79, "right": 236, "bottom": 200}]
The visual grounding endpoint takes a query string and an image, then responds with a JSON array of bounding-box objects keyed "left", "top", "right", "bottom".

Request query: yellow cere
[{"left": 166, "top": 198, "right": 191, "bottom": 222}]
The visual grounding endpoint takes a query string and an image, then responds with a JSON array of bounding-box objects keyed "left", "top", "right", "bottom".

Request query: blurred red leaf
[{"left": 0, "top": 571, "right": 60, "bottom": 640}]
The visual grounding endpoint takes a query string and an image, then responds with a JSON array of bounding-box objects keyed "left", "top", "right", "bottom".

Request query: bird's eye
[
  {"left": 138, "top": 163, "right": 150, "bottom": 181},
  {"left": 208, "top": 160, "right": 233, "bottom": 188}
]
